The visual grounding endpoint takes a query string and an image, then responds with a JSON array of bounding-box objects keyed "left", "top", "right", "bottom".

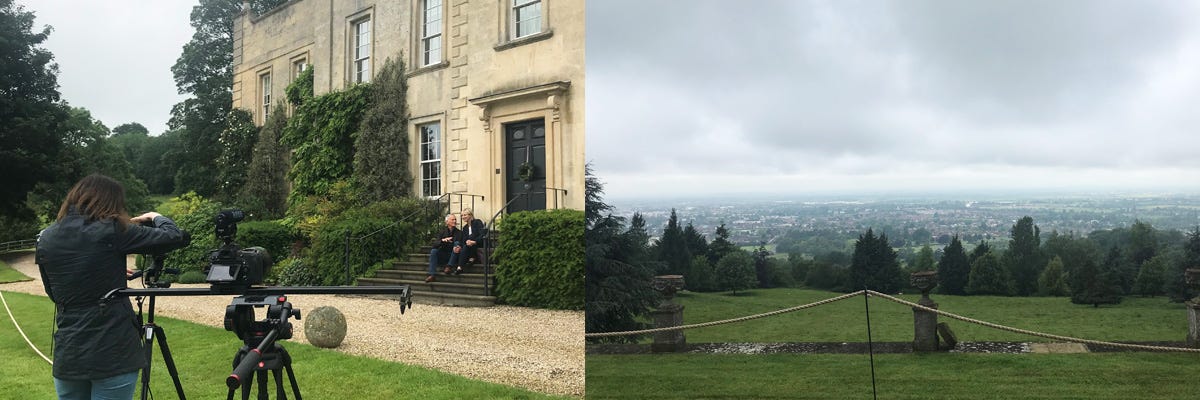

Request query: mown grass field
[
  {"left": 0, "top": 291, "right": 563, "bottom": 399},
  {"left": 644, "top": 288, "right": 1188, "bottom": 343},
  {"left": 586, "top": 288, "right": 1200, "bottom": 399},
  {"left": 0, "top": 260, "right": 31, "bottom": 284}
]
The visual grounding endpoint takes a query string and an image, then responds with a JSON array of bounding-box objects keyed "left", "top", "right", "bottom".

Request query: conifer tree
[
  {"left": 585, "top": 165, "right": 658, "bottom": 343},
  {"left": 849, "top": 229, "right": 905, "bottom": 293},
  {"left": 1070, "top": 246, "right": 1123, "bottom": 307},
  {"left": 707, "top": 222, "right": 738, "bottom": 264},
  {"left": 682, "top": 222, "right": 709, "bottom": 260},
  {"left": 655, "top": 209, "right": 691, "bottom": 275},
  {"left": 354, "top": 58, "right": 411, "bottom": 201},
  {"left": 1003, "top": 216, "right": 1044, "bottom": 296},
  {"left": 1038, "top": 256, "right": 1069, "bottom": 296},
  {"left": 937, "top": 235, "right": 970, "bottom": 295},
  {"left": 1164, "top": 228, "right": 1200, "bottom": 302},
  {"left": 239, "top": 104, "right": 289, "bottom": 218}
]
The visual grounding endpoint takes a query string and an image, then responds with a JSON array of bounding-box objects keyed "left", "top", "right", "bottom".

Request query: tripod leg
[
  {"left": 256, "top": 370, "right": 269, "bottom": 400},
  {"left": 280, "top": 347, "right": 301, "bottom": 400},
  {"left": 240, "top": 367, "right": 253, "bottom": 400},
  {"left": 271, "top": 368, "right": 286, "bottom": 400},
  {"left": 153, "top": 325, "right": 187, "bottom": 399},
  {"left": 140, "top": 325, "right": 155, "bottom": 400}
]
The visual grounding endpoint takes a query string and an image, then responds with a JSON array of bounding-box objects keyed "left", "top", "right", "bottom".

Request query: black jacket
[
  {"left": 36, "top": 210, "right": 185, "bottom": 380},
  {"left": 434, "top": 226, "right": 460, "bottom": 252},
  {"left": 459, "top": 218, "right": 486, "bottom": 245}
]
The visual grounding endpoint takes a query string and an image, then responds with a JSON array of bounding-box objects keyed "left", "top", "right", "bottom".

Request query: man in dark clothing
[{"left": 36, "top": 174, "right": 186, "bottom": 400}]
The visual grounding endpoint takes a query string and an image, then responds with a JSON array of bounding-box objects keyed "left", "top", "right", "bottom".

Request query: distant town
[{"left": 614, "top": 193, "right": 1200, "bottom": 252}]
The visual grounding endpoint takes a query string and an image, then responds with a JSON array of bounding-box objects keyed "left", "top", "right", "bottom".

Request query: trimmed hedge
[
  {"left": 237, "top": 220, "right": 297, "bottom": 265},
  {"left": 494, "top": 209, "right": 584, "bottom": 310},
  {"left": 304, "top": 198, "right": 439, "bottom": 285}
]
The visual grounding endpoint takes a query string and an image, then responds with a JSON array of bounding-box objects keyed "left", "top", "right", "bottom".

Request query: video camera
[{"left": 205, "top": 209, "right": 273, "bottom": 294}]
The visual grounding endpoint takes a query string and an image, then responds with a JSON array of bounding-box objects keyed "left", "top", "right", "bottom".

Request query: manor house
[{"left": 230, "top": 0, "right": 584, "bottom": 217}]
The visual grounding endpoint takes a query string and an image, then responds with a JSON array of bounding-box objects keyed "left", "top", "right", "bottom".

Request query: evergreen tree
[
  {"left": 968, "top": 240, "right": 991, "bottom": 266},
  {"left": 849, "top": 229, "right": 905, "bottom": 293},
  {"left": 655, "top": 209, "right": 691, "bottom": 275},
  {"left": 1038, "top": 256, "right": 1069, "bottom": 296},
  {"left": 715, "top": 250, "right": 756, "bottom": 294},
  {"left": 239, "top": 105, "right": 290, "bottom": 218},
  {"left": 707, "top": 222, "right": 738, "bottom": 264},
  {"left": 937, "top": 236, "right": 970, "bottom": 295},
  {"left": 354, "top": 58, "right": 412, "bottom": 201},
  {"left": 1003, "top": 216, "right": 1044, "bottom": 296},
  {"left": 804, "top": 260, "right": 846, "bottom": 291},
  {"left": 585, "top": 166, "right": 658, "bottom": 343},
  {"left": 1127, "top": 220, "right": 1158, "bottom": 267},
  {"left": 753, "top": 244, "right": 772, "bottom": 288},
  {"left": 682, "top": 222, "right": 709, "bottom": 261}
]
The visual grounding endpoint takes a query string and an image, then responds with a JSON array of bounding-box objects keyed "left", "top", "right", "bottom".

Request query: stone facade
[{"left": 231, "top": 0, "right": 585, "bottom": 217}]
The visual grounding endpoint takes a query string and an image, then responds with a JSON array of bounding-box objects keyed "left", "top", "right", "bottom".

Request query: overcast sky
[
  {"left": 25, "top": 0, "right": 194, "bottom": 134},
  {"left": 587, "top": 0, "right": 1200, "bottom": 200}
]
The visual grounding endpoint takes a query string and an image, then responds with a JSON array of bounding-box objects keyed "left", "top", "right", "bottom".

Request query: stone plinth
[
  {"left": 651, "top": 303, "right": 686, "bottom": 352},
  {"left": 913, "top": 297, "right": 939, "bottom": 352},
  {"left": 1188, "top": 302, "right": 1200, "bottom": 348}
]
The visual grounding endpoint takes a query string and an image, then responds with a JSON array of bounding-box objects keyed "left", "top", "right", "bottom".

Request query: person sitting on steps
[
  {"left": 450, "top": 208, "right": 485, "bottom": 275},
  {"left": 426, "top": 213, "right": 459, "bottom": 283}
]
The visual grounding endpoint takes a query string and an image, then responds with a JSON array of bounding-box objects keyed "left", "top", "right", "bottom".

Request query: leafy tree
[
  {"left": 1038, "top": 256, "right": 1069, "bottom": 296},
  {"left": 967, "top": 251, "right": 1013, "bottom": 296},
  {"left": 354, "top": 58, "right": 411, "bottom": 201},
  {"left": 281, "top": 83, "right": 373, "bottom": 210},
  {"left": 715, "top": 250, "right": 756, "bottom": 294},
  {"left": 216, "top": 108, "right": 258, "bottom": 200},
  {"left": 805, "top": 260, "right": 847, "bottom": 291},
  {"left": 239, "top": 105, "right": 289, "bottom": 218},
  {"left": 654, "top": 209, "right": 690, "bottom": 275},
  {"left": 1133, "top": 251, "right": 1174, "bottom": 297},
  {"left": 169, "top": 0, "right": 287, "bottom": 196},
  {"left": 111, "top": 122, "right": 149, "bottom": 137},
  {"left": 585, "top": 166, "right": 658, "bottom": 343},
  {"left": 1164, "top": 227, "right": 1200, "bottom": 302},
  {"left": 0, "top": 0, "right": 67, "bottom": 217},
  {"left": 1128, "top": 220, "right": 1158, "bottom": 267},
  {"left": 1070, "top": 247, "right": 1124, "bottom": 307},
  {"left": 787, "top": 253, "right": 809, "bottom": 284},
  {"left": 849, "top": 229, "right": 905, "bottom": 293},
  {"left": 912, "top": 244, "right": 935, "bottom": 272},
  {"left": 1003, "top": 216, "right": 1044, "bottom": 296},
  {"left": 707, "top": 222, "right": 738, "bottom": 264},
  {"left": 687, "top": 255, "right": 717, "bottom": 292}
]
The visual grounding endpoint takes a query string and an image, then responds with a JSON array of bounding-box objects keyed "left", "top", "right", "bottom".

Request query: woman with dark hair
[{"left": 36, "top": 174, "right": 186, "bottom": 400}]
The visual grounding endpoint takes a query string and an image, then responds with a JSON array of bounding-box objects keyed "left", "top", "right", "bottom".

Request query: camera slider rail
[{"left": 100, "top": 285, "right": 414, "bottom": 314}]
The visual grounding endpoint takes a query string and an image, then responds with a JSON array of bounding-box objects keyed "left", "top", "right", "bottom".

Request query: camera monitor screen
[{"left": 206, "top": 264, "right": 238, "bottom": 283}]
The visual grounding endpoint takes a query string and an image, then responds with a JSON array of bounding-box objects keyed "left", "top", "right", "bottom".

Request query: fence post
[{"left": 343, "top": 231, "right": 351, "bottom": 286}]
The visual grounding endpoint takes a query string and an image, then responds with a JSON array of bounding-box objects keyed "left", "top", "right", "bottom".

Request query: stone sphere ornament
[{"left": 304, "top": 306, "right": 348, "bottom": 348}]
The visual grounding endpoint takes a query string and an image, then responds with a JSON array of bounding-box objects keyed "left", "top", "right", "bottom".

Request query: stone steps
[{"left": 357, "top": 246, "right": 497, "bottom": 307}]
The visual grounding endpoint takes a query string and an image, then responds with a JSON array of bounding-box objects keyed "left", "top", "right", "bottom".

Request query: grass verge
[
  {"left": 1, "top": 291, "right": 563, "bottom": 399},
  {"left": 0, "top": 259, "right": 32, "bottom": 284}
]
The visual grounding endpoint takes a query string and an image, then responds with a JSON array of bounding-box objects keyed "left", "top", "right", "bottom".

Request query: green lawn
[
  {"left": 0, "top": 259, "right": 32, "bottom": 284},
  {"left": 650, "top": 288, "right": 1187, "bottom": 343},
  {"left": 591, "top": 287, "right": 1200, "bottom": 399},
  {"left": 587, "top": 353, "right": 1200, "bottom": 399},
  {"left": 1, "top": 291, "right": 563, "bottom": 399}
]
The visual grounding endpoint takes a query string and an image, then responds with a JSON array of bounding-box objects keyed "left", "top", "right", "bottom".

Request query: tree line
[{"left": 586, "top": 168, "right": 1200, "bottom": 341}]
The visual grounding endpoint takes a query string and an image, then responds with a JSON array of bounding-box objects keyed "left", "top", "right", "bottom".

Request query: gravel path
[{"left": 1, "top": 253, "right": 584, "bottom": 397}]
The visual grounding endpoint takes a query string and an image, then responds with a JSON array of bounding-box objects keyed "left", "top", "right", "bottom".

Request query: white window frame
[
  {"left": 511, "top": 0, "right": 542, "bottom": 40},
  {"left": 292, "top": 58, "right": 308, "bottom": 79},
  {"left": 352, "top": 18, "right": 372, "bottom": 83},
  {"left": 259, "top": 72, "right": 271, "bottom": 124},
  {"left": 421, "top": 0, "right": 443, "bottom": 67},
  {"left": 419, "top": 122, "right": 442, "bottom": 198}
]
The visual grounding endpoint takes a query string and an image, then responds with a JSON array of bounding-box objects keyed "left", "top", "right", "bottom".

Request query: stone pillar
[
  {"left": 1185, "top": 269, "right": 1200, "bottom": 348},
  {"left": 910, "top": 271, "right": 940, "bottom": 352},
  {"left": 1187, "top": 302, "right": 1200, "bottom": 348},
  {"left": 651, "top": 275, "right": 686, "bottom": 353},
  {"left": 651, "top": 303, "right": 686, "bottom": 352}
]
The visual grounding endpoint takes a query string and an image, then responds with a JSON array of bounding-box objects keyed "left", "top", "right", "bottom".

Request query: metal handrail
[
  {"left": 0, "top": 239, "right": 37, "bottom": 254},
  {"left": 445, "top": 192, "right": 485, "bottom": 218},
  {"left": 342, "top": 198, "right": 441, "bottom": 285},
  {"left": 483, "top": 194, "right": 525, "bottom": 296},
  {"left": 544, "top": 186, "right": 569, "bottom": 209}
]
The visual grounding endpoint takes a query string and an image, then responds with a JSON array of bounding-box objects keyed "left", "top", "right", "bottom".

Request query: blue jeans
[
  {"left": 428, "top": 242, "right": 462, "bottom": 275},
  {"left": 54, "top": 370, "right": 139, "bottom": 400}
]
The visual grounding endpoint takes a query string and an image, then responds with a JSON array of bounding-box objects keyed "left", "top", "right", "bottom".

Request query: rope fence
[
  {"left": 0, "top": 291, "right": 53, "bottom": 364},
  {"left": 586, "top": 290, "right": 1200, "bottom": 353}
]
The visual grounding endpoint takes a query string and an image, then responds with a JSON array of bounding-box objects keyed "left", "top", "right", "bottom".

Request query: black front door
[{"left": 505, "top": 119, "right": 546, "bottom": 213}]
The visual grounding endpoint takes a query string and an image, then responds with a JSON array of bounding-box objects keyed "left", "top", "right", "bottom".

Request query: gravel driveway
[{"left": 1, "top": 253, "right": 584, "bottom": 397}]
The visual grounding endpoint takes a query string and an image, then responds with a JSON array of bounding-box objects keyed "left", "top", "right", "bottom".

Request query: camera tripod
[
  {"left": 224, "top": 294, "right": 302, "bottom": 400},
  {"left": 135, "top": 293, "right": 187, "bottom": 400}
]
